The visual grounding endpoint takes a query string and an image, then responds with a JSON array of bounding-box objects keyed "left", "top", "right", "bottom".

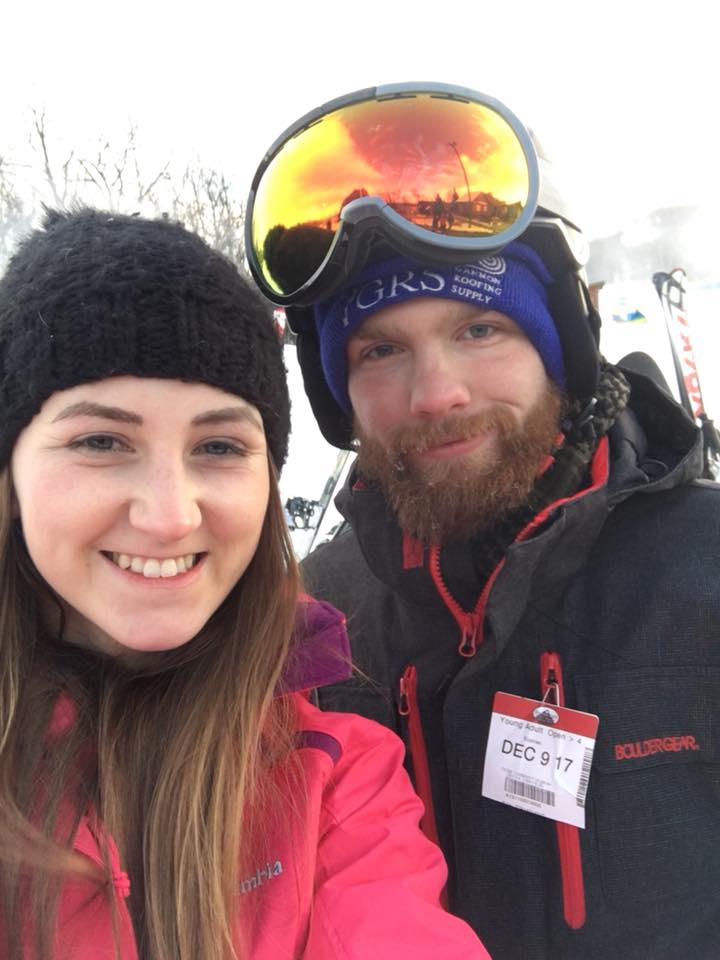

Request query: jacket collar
[{"left": 281, "top": 595, "right": 352, "bottom": 694}]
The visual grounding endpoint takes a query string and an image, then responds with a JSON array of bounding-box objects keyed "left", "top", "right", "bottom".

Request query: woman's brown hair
[{"left": 0, "top": 454, "right": 301, "bottom": 959}]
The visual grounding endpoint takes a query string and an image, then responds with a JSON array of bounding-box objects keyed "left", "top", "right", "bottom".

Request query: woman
[{"left": 0, "top": 209, "right": 488, "bottom": 958}]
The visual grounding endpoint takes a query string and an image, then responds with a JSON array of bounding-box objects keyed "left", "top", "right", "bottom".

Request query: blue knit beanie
[{"left": 314, "top": 240, "right": 563, "bottom": 415}]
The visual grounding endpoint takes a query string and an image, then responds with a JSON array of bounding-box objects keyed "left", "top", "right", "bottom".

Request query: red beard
[{"left": 355, "top": 381, "right": 566, "bottom": 544}]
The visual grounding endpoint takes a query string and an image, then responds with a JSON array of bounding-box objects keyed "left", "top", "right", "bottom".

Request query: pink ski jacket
[{"left": 40, "top": 599, "right": 491, "bottom": 959}]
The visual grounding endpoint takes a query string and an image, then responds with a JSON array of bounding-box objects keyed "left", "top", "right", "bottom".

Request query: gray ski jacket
[{"left": 302, "top": 369, "right": 720, "bottom": 960}]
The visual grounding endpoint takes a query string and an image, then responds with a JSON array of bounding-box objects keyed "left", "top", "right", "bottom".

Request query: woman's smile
[{"left": 102, "top": 550, "right": 203, "bottom": 579}]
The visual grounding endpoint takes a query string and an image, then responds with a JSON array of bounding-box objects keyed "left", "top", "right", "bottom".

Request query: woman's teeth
[{"left": 110, "top": 553, "right": 197, "bottom": 578}]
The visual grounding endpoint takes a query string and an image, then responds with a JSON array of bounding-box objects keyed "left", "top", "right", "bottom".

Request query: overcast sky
[
  {"left": 2, "top": 0, "right": 717, "bottom": 504},
  {"left": 2, "top": 0, "right": 715, "bottom": 239}
]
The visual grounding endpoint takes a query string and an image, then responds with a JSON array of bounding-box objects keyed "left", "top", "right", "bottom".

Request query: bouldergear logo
[{"left": 613, "top": 735, "right": 700, "bottom": 761}]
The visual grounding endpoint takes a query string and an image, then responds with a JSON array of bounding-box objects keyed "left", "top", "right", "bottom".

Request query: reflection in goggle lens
[{"left": 252, "top": 94, "right": 531, "bottom": 296}]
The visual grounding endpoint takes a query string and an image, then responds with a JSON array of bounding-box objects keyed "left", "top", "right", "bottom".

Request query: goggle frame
[{"left": 246, "top": 82, "right": 544, "bottom": 307}]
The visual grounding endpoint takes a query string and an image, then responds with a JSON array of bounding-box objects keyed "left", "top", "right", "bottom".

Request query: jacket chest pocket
[{"left": 575, "top": 667, "right": 720, "bottom": 908}]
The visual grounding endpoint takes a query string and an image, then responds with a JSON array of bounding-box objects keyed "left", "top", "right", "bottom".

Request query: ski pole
[{"left": 304, "top": 449, "right": 353, "bottom": 557}]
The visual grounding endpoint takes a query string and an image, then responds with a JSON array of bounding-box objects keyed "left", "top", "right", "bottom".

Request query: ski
[{"left": 652, "top": 268, "right": 720, "bottom": 480}]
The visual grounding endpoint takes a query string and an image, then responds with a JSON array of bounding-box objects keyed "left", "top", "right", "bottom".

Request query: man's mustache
[{"left": 387, "top": 409, "right": 514, "bottom": 457}]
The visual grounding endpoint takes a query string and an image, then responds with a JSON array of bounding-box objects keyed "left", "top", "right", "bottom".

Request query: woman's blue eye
[
  {"left": 199, "top": 440, "right": 245, "bottom": 456},
  {"left": 70, "top": 435, "right": 127, "bottom": 452}
]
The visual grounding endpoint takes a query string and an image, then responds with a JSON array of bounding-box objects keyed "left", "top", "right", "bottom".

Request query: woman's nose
[{"left": 128, "top": 463, "right": 201, "bottom": 542}]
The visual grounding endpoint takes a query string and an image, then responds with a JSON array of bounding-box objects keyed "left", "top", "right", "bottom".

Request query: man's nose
[
  {"left": 128, "top": 462, "right": 202, "bottom": 542},
  {"left": 409, "top": 353, "right": 471, "bottom": 417}
]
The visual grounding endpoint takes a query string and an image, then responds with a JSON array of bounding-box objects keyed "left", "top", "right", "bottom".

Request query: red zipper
[
  {"left": 430, "top": 546, "right": 506, "bottom": 657},
  {"left": 399, "top": 665, "right": 448, "bottom": 909},
  {"left": 425, "top": 438, "right": 611, "bottom": 659},
  {"left": 399, "top": 666, "right": 441, "bottom": 846},
  {"left": 540, "top": 651, "right": 586, "bottom": 930}
]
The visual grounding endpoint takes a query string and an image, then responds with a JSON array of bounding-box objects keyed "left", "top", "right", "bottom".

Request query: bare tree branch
[
  {"left": 169, "top": 164, "right": 246, "bottom": 269},
  {"left": 0, "top": 154, "right": 34, "bottom": 266},
  {"left": 4, "top": 111, "right": 247, "bottom": 273},
  {"left": 31, "top": 109, "right": 70, "bottom": 207}
]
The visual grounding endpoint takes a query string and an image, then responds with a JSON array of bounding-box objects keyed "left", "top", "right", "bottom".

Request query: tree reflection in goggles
[{"left": 250, "top": 94, "right": 533, "bottom": 297}]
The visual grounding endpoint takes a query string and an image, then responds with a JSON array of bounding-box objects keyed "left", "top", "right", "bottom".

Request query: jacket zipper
[
  {"left": 399, "top": 666, "right": 441, "bottom": 846},
  {"left": 425, "top": 437, "right": 611, "bottom": 659},
  {"left": 399, "top": 664, "right": 448, "bottom": 909},
  {"left": 429, "top": 546, "right": 506, "bottom": 657},
  {"left": 540, "top": 651, "right": 586, "bottom": 930}
]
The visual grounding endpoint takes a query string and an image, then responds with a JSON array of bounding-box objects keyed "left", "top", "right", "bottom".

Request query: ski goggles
[{"left": 246, "top": 82, "right": 541, "bottom": 307}]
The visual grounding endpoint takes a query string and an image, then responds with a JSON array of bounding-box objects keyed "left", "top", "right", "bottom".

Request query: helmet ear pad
[
  {"left": 547, "top": 271, "right": 601, "bottom": 402},
  {"left": 289, "top": 306, "right": 355, "bottom": 450}
]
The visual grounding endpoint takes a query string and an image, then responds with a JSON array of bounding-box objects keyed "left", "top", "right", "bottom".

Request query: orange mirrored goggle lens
[{"left": 251, "top": 93, "right": 532, "bottom": 297}]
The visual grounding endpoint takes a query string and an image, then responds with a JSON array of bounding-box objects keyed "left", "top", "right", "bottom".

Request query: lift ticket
[{"left": 482, "top": 691, "right": 599, "bottom": 828}]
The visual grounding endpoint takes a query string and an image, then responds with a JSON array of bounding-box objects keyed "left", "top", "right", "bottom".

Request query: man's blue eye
[
  {"left": 466, "top": 323, "right": 492, "bottom": 339},
  {"left": 365, "top": 344, "right": 397, "bottom": 360}
]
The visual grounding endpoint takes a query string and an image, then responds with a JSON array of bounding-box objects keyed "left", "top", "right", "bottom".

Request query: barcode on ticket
[{"left": 504, "top": 777, "right": 555, "bottom": 807}]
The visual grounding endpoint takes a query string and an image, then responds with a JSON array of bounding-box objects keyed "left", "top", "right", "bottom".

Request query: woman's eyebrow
[
  {"left": 52, "top": 401, "right": 142, "bottom": 424},
  {"left": 51, "top": 401, "right": 263, "bottom": 430},
  {"left": 191, "top": 406, "right": 263, "bottom": 430}
]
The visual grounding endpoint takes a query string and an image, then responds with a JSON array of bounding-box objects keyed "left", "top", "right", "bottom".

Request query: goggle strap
[
  {"left": 296, "top": 326, "right": 355, "bottom": 449},
  {"left": 548, "top": 272, "right": 600, "bottom": 400}
]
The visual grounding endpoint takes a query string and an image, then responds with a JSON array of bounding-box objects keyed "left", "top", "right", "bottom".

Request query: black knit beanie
[{"left": 0, "top": 208, "right": 290, "bottom": 469}]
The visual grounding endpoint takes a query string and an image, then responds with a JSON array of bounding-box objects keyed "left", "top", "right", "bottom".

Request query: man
[{"left": 246, "top": 83, "right": 720, "bottom": 959}]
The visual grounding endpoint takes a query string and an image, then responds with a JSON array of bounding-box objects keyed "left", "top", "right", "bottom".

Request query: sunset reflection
[{"left": 253, "top": 94, "right": 531, "bottom": 294}]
